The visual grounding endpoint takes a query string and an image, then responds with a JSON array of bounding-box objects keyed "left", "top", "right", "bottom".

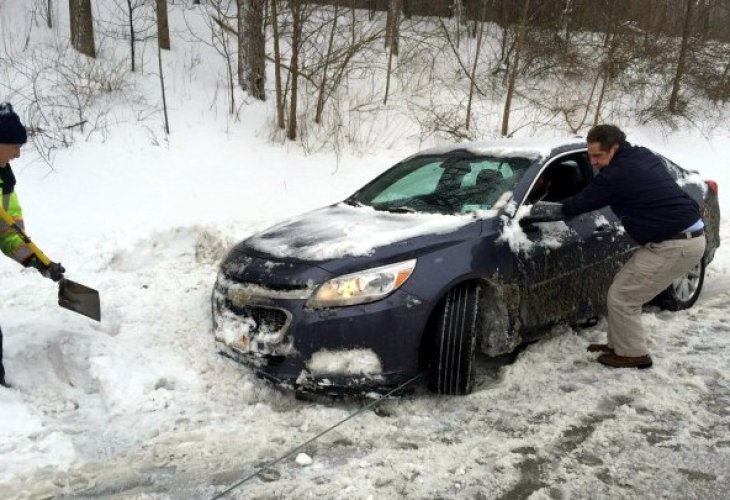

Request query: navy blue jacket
[{"left": 562, "top": 142, "right": 700, "bottom": 245}]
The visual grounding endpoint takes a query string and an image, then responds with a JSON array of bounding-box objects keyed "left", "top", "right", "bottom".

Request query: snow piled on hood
[{"left": 246, "top": 203, "right": 476, "bottom": 260}]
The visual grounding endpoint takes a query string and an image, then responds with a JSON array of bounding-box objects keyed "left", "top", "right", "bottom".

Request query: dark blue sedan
[{"left": 212, "top": 138, "right": 720, "bottom": 395}]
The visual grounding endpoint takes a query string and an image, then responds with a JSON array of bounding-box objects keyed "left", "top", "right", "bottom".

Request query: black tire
[
  {"left": 427, "top": 283, "right": 481, "bottom": 395},
  {"left": 655, "top": 260, "right": 705, "bottom": 311}
]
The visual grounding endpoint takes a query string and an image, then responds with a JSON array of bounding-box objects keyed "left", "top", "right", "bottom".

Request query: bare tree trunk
[
  {"left": 593, "top": 28, "right": 616, "bottom": 126},
  {"left": 247, "top": 0, "right": 266, "bottom": 100},
  {"left": 719, "top": 59, "right": 730, "bottom": 103},
  {"left": 351, "top": 0, "right": 356, "bottom": 45},
  {"left": 46, "top": 0, "right": 54, "bottom": 28},
  {"left": 465, "top": 0, "right": 487, "bottom": 131},
  {"left": 288, "top": 0, "right": 302, "bottom": 140},
  {"left": 385, "top": 0, "right": 400, "bottom": 56},
  {"left": 668, "top": 0, "right": 694, "bottom": 114},
  {"left": 561, "top": 0, "right": 572, "bottom": 42},
  {"left": 500, "top": 0, "right": 530, "bottom": 137},
  {"left": 157, "top": 28, "right": 170, "bottom": 134},
  {"left": 593, "top": 75, "right": 609, "bottom": 126},
  {"left": 498, "top": 0, "right": 509, "bottom": 73},
  {"left": 316, "top": 5, "right": 338, "bottom": 124},
  {"left": 225, "top": 37, "right": 236, "bottom": 115},
  {"left": 383, "top": 34, "right": 395, "bottom": 105},
  {"left": 453, "top": 0, "right": 463, "bottom": 48},
  {"left": 383, "top": 0, "right": 401, "bottom": 104},
  {"left": 68, "top": 0, "right": 95, "bottom": 58},
  {"left": 237, "top": 0, "right": 248, "bottom": 89},
  {"left": 126, "top": 0, "right": 136, "bottom": 71},
  {"left": 271, "top": 0, "right": 284, "bottom": 128},
  {"left": 156, "top": 0, "right": 170, "bottom": 50}
]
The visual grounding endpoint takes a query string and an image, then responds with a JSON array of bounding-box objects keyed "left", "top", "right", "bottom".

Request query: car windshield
[{"left": 348, "top": 154, "right": 533, "bottom": 215}]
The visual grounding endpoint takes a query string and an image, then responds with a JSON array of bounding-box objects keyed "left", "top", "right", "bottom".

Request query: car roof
[{"left": 409, "top": 137, "right": 586, "bottom": 161}]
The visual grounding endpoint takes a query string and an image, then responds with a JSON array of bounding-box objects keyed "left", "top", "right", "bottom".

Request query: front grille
[
  {"left": 227, "top": 303, "right": 289, "bottom": 334},
  {"left": 213, "top": 278, "right": 295, "bottom": 356}
]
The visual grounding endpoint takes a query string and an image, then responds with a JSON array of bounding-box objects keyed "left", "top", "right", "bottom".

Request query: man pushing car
[{"left": 560, "top": 124, "right": 706, "bottom": 369}]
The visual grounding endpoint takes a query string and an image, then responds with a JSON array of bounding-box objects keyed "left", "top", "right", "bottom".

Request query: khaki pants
[{"left": 607, "top": 235, "right": 706, "bottom": 357}]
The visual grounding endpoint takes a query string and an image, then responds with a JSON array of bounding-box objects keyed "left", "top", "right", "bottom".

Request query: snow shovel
[{"left": 0, "top": 206, "right": 101, "bottom": 321}]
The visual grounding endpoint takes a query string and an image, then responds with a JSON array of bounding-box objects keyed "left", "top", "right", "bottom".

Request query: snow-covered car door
[
  {"left": 573, "top": 205, "right": 635, "bottom": 320},
  {"left": 506, "top": 213, "right": 589, "bottom": 332},
  {"left": 509, "top": 150, "right": 634, "bottom": 331}
]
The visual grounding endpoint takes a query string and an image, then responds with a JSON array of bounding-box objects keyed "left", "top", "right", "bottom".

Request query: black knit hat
[{"left": 0, "top": 102, "right": 28, "bottom": 145}]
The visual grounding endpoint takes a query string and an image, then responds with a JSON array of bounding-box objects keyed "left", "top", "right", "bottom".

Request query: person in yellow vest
[{"left": 0, "top": 102, "right": 65, "bottom": 388}]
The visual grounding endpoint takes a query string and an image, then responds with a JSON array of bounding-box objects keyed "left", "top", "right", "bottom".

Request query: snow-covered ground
[
  {"left": 1, "top": 2, "right": 730, "bottom": 499},
  {"left": 0, "top": 121, "right": 728, "bottom": 499}
]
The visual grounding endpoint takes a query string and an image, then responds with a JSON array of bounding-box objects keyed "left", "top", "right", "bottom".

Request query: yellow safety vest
[{"left": 0, "top": 164, "right": 32, "bottom": 263}]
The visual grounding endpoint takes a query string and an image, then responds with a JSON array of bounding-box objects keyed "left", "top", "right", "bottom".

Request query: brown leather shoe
[
  {"left": 587, "top": 343, "right": 613, "bottom": 353},
  {"left": 597, "top": 352, "right": 653, "bottom": 369}
]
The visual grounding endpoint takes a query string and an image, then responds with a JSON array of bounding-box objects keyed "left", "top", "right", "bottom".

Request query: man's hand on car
[{"left": 520, "top": 201, "right": 565, "bottom": 225}]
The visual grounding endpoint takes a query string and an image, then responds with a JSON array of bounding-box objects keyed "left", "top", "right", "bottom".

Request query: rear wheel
[
  {"left": 427, "top": 283, "right": 481, "bottom": 395},
  {"left": 655, "top": 260, "right": 705, "bottom": 311}
]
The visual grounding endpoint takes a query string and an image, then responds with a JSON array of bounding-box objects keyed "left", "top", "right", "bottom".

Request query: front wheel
[
  {"left": 655, "top": 260, "right": 705, "bottom": 311},
  {"left": 427, "top": 283, "right": 481, "bottom": 395}
]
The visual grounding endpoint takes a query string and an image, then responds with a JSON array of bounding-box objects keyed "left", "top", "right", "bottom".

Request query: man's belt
[{"left": 668, "top": 228, "right": 704, "bottom": 240}]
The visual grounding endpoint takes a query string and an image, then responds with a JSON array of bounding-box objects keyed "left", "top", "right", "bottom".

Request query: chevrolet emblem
[{"left": 228, "top": 289, "right": 251, "bottom": 306}]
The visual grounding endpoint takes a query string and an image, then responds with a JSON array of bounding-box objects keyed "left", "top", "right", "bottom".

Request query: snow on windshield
[{"left": 246, "top": 203, "right": 477, "bottom": 260}]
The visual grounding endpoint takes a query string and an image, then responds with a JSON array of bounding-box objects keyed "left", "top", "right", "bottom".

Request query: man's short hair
[{"left": 587, "top": 124, "right": 626, "bottom": 151}]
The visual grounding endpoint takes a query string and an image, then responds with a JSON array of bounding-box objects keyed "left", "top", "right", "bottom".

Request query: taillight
[{"left": 705, "top": 180, "right": 718, "bottom": 195}]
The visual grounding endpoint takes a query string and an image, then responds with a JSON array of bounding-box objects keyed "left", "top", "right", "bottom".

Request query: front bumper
[{"left": 212, "top": 280, "right": 430, "bottom": 394}]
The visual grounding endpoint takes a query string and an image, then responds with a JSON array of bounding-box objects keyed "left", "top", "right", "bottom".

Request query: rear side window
[{"left": 659, "top": 155, "right": 688, "bottom": 181}]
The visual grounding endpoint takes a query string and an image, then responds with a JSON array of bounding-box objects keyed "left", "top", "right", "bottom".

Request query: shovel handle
[{"left": 0, "top": 205, "right": 53, "bottom": 266}]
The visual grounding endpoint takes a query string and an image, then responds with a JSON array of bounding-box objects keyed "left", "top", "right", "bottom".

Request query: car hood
[
  {"left": 239, "top": 203, "right": 485, "bottom": 275},
  {"left": 221, "top": 246, "right": 333, "bottom": 289}
]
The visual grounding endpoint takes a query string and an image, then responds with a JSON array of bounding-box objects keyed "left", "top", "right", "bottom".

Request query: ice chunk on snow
[{"left": 295, "top": 453, "right": 313, "bottom": 466}]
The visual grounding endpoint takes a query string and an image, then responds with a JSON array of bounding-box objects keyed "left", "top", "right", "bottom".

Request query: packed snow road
[{"left": 1, "top": 222, "right": 728, "bottom": 499}]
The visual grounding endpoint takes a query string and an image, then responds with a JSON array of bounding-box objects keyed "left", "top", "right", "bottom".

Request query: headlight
[{"left": 306, "top": 259, "right": 417, "bottom": 308}]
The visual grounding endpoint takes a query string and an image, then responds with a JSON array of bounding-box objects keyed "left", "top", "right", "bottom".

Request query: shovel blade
[{"left": 58, "top": 279, "right": 101, "bottom": 321}]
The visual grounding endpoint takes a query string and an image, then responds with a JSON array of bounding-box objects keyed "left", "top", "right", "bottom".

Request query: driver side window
[{"left": 525, "top": 153, "right": 591, "bottom": 205}]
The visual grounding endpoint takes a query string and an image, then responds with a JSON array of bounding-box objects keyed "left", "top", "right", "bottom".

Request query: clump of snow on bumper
[
  {"left": 305, "top": 349, "right": 383, "bottom": 377},
  {"left": 214, "top": 307, "right": 256, "bottom": 345}
]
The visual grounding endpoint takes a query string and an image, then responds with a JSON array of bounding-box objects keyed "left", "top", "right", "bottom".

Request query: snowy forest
[{"left": 3, "top": 0, "right": 730, "bottom": 161}]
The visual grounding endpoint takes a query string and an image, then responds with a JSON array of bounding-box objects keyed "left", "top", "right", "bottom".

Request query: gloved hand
[
  {"left": 520, "top": 201, "right": 566, "bottom": 226},
  {"left": 23, "top": 255, "right": 66, "bottom": 282},
  {"left": 45, "top": 262, "right": 66, "bottom": 282}
]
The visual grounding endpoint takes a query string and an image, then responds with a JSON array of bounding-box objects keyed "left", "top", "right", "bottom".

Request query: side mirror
[{"left": 519, "top": 201, "right": 565, "bottom": 227}]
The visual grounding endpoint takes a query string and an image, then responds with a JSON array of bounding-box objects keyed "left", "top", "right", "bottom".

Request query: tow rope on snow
[{"left": 210, "top": 372, "right": 424, "bottom": 499}]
